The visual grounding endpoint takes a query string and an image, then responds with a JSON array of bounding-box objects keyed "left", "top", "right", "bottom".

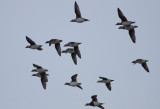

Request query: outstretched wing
[
  {"left": 129, "top": 29, "right": 136, "bottom": 43},
  {"left": 99, "top": 77, "right": 107, "bottom": 80},
  {"left": 71, "top": 74, "right": 78, "bottom": 82},
  {"left": 91, "top": 95, "right": 98, "bottom": 102},
  {"left": 33, "top": 64, "right": 42, "bottom": 69},
  {"left": 75, "top": 1, "right": 81, "bottom": 18},
  {"left": 55, "top": 43, "right": 61, "bottom": 56},
  {"left": 26, "top": 36, "right": 36, "bottom": 45},
  {"left": 74, "top": 46, "right": 81, "bottom": 59},
  {"left": 77, "top": 85, "right": 83, "bottom": 90},
  {"left": 142, "top": 62, "right": 149, "bottom": 72},
  {"left": 41, "top": 73, "right": 48, "bottom": 90},
  {"left": 98, "top": 105, "right": 105, "bottom": 109},
  {"left": 71, "top": 53, "right": 77, "bottom": 65},
  {"left": 117, "top": 8, "right": 128, "bottom": 22},
  {"left": 106, "top": 83, "right": 112, "bottom": 91}
]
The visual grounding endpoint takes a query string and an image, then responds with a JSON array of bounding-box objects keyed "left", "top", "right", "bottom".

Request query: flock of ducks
[{"left": 25, "top": 1, "right": 150, "bottom": 109}]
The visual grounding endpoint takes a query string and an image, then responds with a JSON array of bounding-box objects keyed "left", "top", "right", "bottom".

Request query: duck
[
  {"left": 71, "top": 1, "right": 89, "bottom": 23},
  {"left": 64, "top": 42, "right": 81, "bottom": 58},
  {"left": 25, "top": 36, "right": 43, "bottom": 50},
  {"left": 116, "top": 8, "right": 135, "bottom": 26},
  {"left": 85, "top": 95, "right": 104, "bottom": 109},
  {"left": 45, "top": 39, "right": 62, "bottom": 56},
  {"left": 31, "top": 64, "right": 48, "bottom": 73},
  {"left": 132, "top": 59, "right": 150, "bottom": 72},
  {"left": 32, "top": 72, "right": 49, "bottom": 89},
  {"left": 118, "top": 25, "right": 138, "bottom": 43},
  {"left": 116, "top": 8, "right": 138, "bottom": 43},
  {"left": 97, "top": 77, "right": 114, "bottom": 91},
  {"left": 62, "top": 48, "right": 77, "bottom": 65},
  {"left": 64, "top": 74, "right": 83, "bottom": 90}
]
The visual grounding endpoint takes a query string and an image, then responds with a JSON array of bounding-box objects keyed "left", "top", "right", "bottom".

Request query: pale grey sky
[{"left": 0, "top": 0, "right": 160, "bottom": 109}]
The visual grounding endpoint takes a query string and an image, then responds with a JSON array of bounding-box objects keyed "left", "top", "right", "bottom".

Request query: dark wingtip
[{"left": 58, "top": 53, "right": 61, "bottom": 56}]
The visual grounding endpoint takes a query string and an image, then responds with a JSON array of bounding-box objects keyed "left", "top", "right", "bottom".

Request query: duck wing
[
  {"left": 129, "top": 29, "right": 136, "bottom": 43},
  {"left": 40, "top": 73, "right": 48, "bottom": 89},
  {"left": 91, "top": 95, "right": 98, "bottom": 102},
  {"left": 26, "top": 36, "right": 36, "bottom": 45},
  {"left": 33, "top": 64, "right": 42, "bottom": 69},
  {"left": 74, "top": 46, "right": 81, "bottom": 58},
  {"left": 55, "top": 43, "right": 61, "bottom": 56},
  {"left": 98, "top": 105, "right": 105, "bottom": 109},
  {"left": 75, "top": 1, "right": 81, "bottom": 18},
  {"left": 117, "top": 8, "right": 128, "bottom": 22},
  {"left": 71, "top": 53, "right": 77, "bottom": 65},
  {"left": 142, "top": 62, "right": 149, "bottom": 72},
  {"left": 71, "top": 74, "right": 78, "bottom": 82},
  {"left": 99, "top": 77, "right": 107, "bottom": 80},
  {"left": 106, "top": 82, "right": 111, "bottom": 91}
]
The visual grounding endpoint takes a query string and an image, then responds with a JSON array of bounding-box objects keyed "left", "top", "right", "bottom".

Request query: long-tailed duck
[
  {"left": 132, "top": 59, "right": 150, "bottom": 72},
  {"left": 25, "top": 36, "right": 43, "bottom": 50},
  {"left": 46, "top": 39, "right": 62, "bottom": 56},
  {"left": 71, "top": 1, "right": 89, "bottom": 23},
  {"left": 64, "top": 42, "right": 81, "bottom": 59},
  {"left": 85, "top": 95, "right": 104, "bottom": 109},
  {"left": 62, "top": 48, "right": 78, "bottom": 65},
  {"left": 97, "top": 77, "right": 114, "bottom": 91},
  {"left": 64, "top": 74, "right": 83, "bottom": 90},
  {"left": 31, "top": 64, "right": 48, "bottom": 73},
  {"left": 32, "top": 72, "right": 49, "bottom": 89}
]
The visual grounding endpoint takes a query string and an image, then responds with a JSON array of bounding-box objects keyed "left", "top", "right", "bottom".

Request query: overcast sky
[{"left": 0, "top": 0, "right": 160, "bottom": 109}]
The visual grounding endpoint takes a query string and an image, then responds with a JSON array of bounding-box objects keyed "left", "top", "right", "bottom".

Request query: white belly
[
  {"left": 70, "top": 82, "right": 79, "bottom": 86},
  {"left": 75, "top": 18, "right": 85, "bottom": 23},
  {"left": 37, "top": 68, "right": 46, "bottom": 73},
  {"left": 122, "top": 21, "right": 132, "bottom": 26},
  {"left": 31, "top": 45, "right": 41, "bottom": 49},
  {"left": 93, "top": 102, "right": 100, "bottom": 106},
  {"left": 103, "top": 80, "right": 111, "bottom": 83},
  {"left": 124, "top": 25, "right": 134, "bottom": 30}
]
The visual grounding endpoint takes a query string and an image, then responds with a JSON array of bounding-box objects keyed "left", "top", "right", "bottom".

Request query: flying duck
[
  {"left": 45, "top": 39, "right": 62, "bottom": 56},
  {"left": 118, "top": 25, "right": 138, "bottom": 43},
  {"left": 71, "top": 1, "right": 89, "bottom": 23},
  {"left": 116, "top": 8, "right": 138, "bottom": 43},
  {"left": 85, "top": 95, "right": 104, "bottom": 109},
  {"left": 132, "top": 59, "right": 150, "bottom": 72},
  {"left": 64, "top": 42, "right": 81, "bottom": 59},
  {"left": 25, "top": 36, "right": 43, "bottom": 50},
  {"left": 64, "top": 74, "right": 83, "bottom": 90},
  {"left": 31, "top": 64, "right": 48, "bottom": 73},
  {"left": 97, "top": 77, "right": 114, "bottom": 91},
  {"left": 116, "top": 8, "right": 135, "bottom": 26},
  {"left": 62, "top": 48, "right": 77, "bottom": 65},
  {"left": 32, "top": 72, "right": 49, "bottom": 89}
]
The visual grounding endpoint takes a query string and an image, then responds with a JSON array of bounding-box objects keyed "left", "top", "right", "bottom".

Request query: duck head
[
  {"left": 97, "top": 80, "right": 103, "bottom": 83},
  {"left": 25, "top": 46, "right": 30, "bottom": 48},
  {"left": 85, "top": 103, "right": 91, "bottom": 106},
  {"left": 31, "top": 69, "right": 37, "bottom": 72},
  {"left": 132, "top": 61, "right": 137, "bottom": 64},
  {"left": 64, "top": 83, "right": 70, "bottom": 85},
  {"left": 62, "top": 50, "right": 67, "bottom": 53},
  {"left": 116, "top": 22, "right": 122, "bottom": 25},
  {"left": 70, "top": 19, "right": 76, "bottom": 22},
  {"left": 118, "top": 26, "right": 125, "bottom": 29}
]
